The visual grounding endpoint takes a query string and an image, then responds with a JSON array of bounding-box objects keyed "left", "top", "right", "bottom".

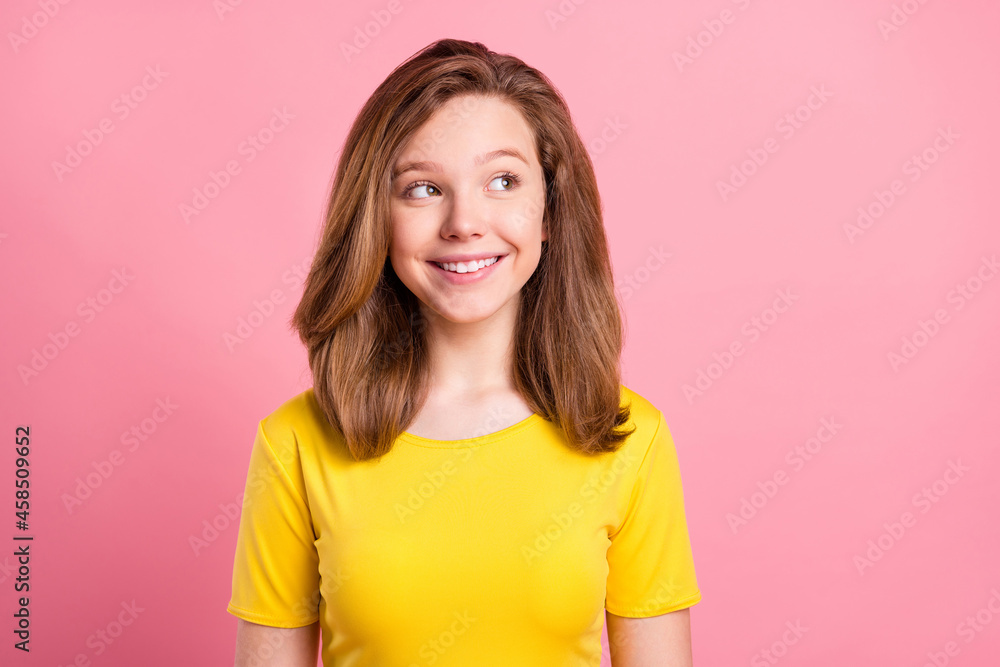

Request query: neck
[{"left": 419, "top": 298, "right": 519, "bottom": 399}]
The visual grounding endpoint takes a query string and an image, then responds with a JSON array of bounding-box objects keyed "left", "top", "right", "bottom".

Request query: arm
[
  {"left": 606, "top": 608, "right": 693, "bottom": 667},
  {"left": 234, "top": 618, "right": 319, "bottom": 667}
]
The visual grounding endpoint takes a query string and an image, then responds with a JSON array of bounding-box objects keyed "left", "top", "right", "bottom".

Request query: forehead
[{"left": 395, "top": 95, "right": 537, "bottom": 163}]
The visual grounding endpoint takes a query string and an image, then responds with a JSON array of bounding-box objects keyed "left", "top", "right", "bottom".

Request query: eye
[
  {"left": 402, "top": 181, "right": 440, "bottom": 199},
  {"left": 487, "top": 171, "right": 521, "bottom": 192}
]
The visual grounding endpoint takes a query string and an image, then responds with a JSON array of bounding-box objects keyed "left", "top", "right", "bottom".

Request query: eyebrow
[{"left": 391, "top": 147, "right": 530, "bottom": 181}]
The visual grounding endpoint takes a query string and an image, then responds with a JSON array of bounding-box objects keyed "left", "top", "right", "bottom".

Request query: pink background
[{"left": 2, "top": 0, "right": 999, "bottom": 665}]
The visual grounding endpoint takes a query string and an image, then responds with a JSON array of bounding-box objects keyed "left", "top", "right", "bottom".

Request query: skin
[
  {"left": 233, "top": 619, "right": 318, "bottom": 666},
  {"left": 606, "top": 608, "right": 694, "bottom": 666},
  {"left": 387, "top": 93, "right": 548, "bottom": 439},
  {"left": 233, "top": 93, "right": 694, "bottom": 665}
]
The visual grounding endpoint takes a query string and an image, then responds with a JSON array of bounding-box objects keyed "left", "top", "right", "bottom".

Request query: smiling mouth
[{"left": 431, "top": 256, "right": 503, "bottom": 274}]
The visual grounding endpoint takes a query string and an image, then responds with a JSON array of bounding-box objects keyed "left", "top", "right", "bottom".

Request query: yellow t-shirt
[{"left": 227, "top": 385, "right": 701, "bottom": 666}]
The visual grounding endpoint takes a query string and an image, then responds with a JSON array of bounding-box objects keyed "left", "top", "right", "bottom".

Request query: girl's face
[{"left": 388, "top": 94, "right": 547, "bottom": 328}]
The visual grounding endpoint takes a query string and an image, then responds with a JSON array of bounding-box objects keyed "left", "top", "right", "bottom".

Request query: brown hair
[{"left": 290, "top": 38, "right": 634, "bottom": 461}]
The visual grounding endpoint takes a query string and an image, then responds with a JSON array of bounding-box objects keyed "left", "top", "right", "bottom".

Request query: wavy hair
[{"left": 291, "top": 38, "right": 634, "bottom": 461}]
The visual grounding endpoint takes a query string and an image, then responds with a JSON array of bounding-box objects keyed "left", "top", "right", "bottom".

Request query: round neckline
[{"left": 398, "top": 412, "right": 545, "bottom": 448}]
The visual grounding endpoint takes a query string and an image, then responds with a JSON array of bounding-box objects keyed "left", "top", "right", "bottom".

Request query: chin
[{"left": 437, "top": 308, "right": 497, "bottom": 324}]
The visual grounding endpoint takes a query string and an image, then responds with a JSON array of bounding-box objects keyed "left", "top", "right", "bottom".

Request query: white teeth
[{"left": 435, "top": 256, "right": 500, "bottom": 273}]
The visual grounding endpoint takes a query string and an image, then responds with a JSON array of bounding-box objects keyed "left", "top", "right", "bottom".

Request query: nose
[{"left": 439, "top": 188, "right": 486, "bottom": 240}]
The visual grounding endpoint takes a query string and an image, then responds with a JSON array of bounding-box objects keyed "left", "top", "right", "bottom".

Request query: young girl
[{"left": 228, "top": 38, "right": 701, "bottom": 666}]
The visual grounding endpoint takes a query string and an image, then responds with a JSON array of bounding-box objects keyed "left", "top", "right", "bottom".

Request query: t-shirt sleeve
[
  {"left": 227, "top": 420, "right": 321, "bottom": 627},
  {"left": 605, "top": 410, "right": 702, "bottom": 617}
]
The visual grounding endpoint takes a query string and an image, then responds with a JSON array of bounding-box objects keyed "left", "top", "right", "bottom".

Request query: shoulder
[
  {"left": 260, "top": 388, "right": 325, "bottom": 432},
  {"left": 614, "top": 384, "right": 678, "bottom": 480},
  {"left": 256, "top": 388, "right": 344, "bottom": 462},
  {"left": 619, "top": 383, "right": 666, "bottom": 440}
]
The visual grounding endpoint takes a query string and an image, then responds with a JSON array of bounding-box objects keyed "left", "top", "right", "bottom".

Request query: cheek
[
  {"left": 528, "top": 188, "right": 547, "bottom": 238},
  {"left": 529, "top": 207, "right": 547, "bottom": 245},
  {"left": 388, "top": 216, "right": 418, "bottom": 259}
]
